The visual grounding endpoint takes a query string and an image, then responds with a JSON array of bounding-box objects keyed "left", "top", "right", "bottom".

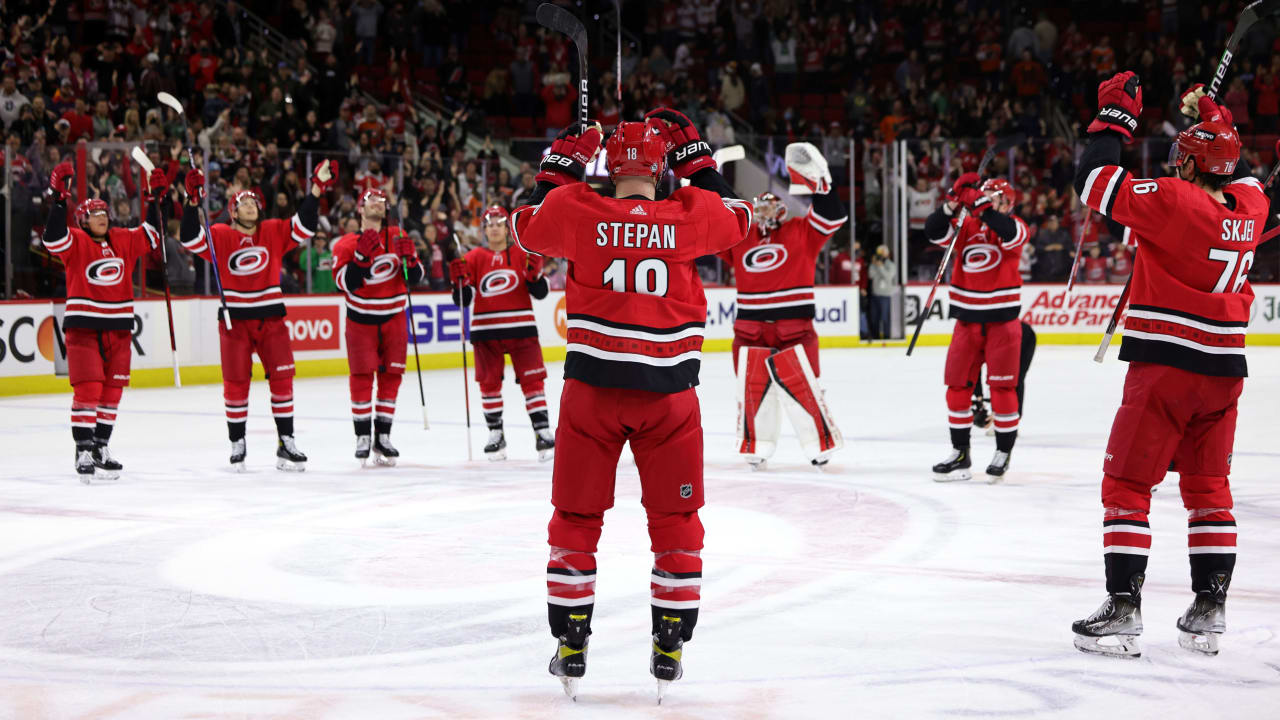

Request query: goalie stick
[{"left": 906, "top": 133, "right": 1025, "bottom": 356}]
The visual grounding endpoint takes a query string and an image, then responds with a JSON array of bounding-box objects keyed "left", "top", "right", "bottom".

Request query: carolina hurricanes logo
[
  {"left": 367, "top": 253, "right": 399, "bottom": 285},
  {"left": 962, "top": 242, "right": 1002, "bottom": 273},
  {"left": 743, "top": 243, "right": 788, "bottom": 273},
  {"left": 479, "top": 268, "right": 519, "bottom": 297},
  {"left": 85, "top": 257, "right": 125, "bottom": 286},
  {"left": 228, "top": 246, "right": 270, "bottom": 276}
]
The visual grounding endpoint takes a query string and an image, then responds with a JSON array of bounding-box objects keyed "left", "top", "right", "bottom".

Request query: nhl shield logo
[{"left": 679, "top": 483, "right": 693, "bottom": 499}]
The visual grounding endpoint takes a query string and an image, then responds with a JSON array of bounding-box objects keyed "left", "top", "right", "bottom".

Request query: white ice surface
[{"left": 2, "top": 346, "right": 1279, "bottom": 719}]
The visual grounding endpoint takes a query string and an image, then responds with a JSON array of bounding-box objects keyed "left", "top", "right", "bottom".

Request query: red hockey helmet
[
  {"left": 230, "top": 189, "right": 261, "bottom": 212},
  {"left": 1171, "top": 120, "right": 1240, "bottom": 175},
  {"left": 74, "top": 198, "right": 109, "bottom": 228},
  {"left": 752, "top": 191, "right": 787, "bottom": 230},
  {"left": 357, "top": 187, "right": 388, "bottom": 212},
  {"left": 482, "top": 205, "right": 509, "bottom": 227},
  {"left": 980, "top": 177, "right": 1017, "bottom": 205},
  {"left": 605, "top": 119, "right": 667, "bottom": 181}
]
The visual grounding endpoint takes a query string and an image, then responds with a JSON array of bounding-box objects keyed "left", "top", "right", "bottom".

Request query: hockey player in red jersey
[
  {"left": 726, "top": 142, "right": 847, "bottom": 470},
  {"left": 41, "top": 161, "right": 167, "bottom": 481},
  {"left": 331, "top": 187, "right": 424, "bottom": 466},
  {"left": 1069, "top": 73, "right": 1267, "bottom": 658},
  {"left": 449, "top": 205, "right": 554, "bottom": 461},
  {"left": 923, "top": 172, "right": 1030, "bottom": 482},
  {"left": 180, "top": 160, "right": 335, "bottom": 471},
  {"left": 510, "top": 110, "right": 751, "bottom": 699}
]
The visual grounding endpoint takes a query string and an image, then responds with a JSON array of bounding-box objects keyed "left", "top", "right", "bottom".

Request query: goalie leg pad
[
  {"left": 736, "top": 346, "right": 780, "bottom": 460},
  {"left": 766, "top": 344, "right": 843, "bottom": 462}
]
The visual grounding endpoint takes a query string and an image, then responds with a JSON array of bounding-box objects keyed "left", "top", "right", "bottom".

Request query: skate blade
[
  {"left": 746, "top": 458, "right": 767, "bottom": 472},
  {"left": 276, "top": 458, "right": 306, "bottom": 472},
  {"left": 985, "top": 471, "right": 1008, "bottom": 484},
  {"left": 1073, "top": 633, "right": 1141, "bottom": 658},
  {"left": 78, "top": 473, "right": 94, "bottom": 485},
  {"left": 357, "top": 456, "right": 368, "bottom": 467},
  {"left": 933, "top": 469, "right": 972, "bottom": 482},
  {"left": 485, "top": 450, "right": 507, "bottom": 462},
  {"left": 374, "top": 453, "right": 397, "bottom": 467},
  {"left": 94, "top": 469, "right": 120, "bottom": 481},
  {"left": 230, "top": 462, "right": 247, "bottom": 473},
  {"left": 655, "top": 679, "right": 671, "bottom": 704},
  {"left": 538, "top": 448, "right": 554, "bottom": 463},
  {"left": 1178, "top": 630, "right": 1220, "bottom": 656},
  {"left": 559, "top": 677, "right": 579, "bottom": 700}
]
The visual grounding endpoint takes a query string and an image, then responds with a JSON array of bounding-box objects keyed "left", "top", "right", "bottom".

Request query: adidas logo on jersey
[{"left": 630, "top": 204, "right": 647, "bottom": 216}]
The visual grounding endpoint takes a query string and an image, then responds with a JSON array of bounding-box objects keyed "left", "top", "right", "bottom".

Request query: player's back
[{"left": 1121, "top": 175, "right": 1268, "bottom": 376}]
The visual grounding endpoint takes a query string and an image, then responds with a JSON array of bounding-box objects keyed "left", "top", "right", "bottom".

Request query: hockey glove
[
  {"left": 184, "top": 169, "right": 206, "bottom": 204},
  {"left": 394, "top": 233, "right": 418, "bottom": 265},
  {"left": 449, "top": 258, "right": 469, "bottom": 286},
  {"left": 1088, "top": 71, "right": 1142, "bottom": 143},
  {"left": 524, "top": 251, "right": 544, "bottom": 282},
  {"left": 645, "top": 107, "right": 716, "bottom": 178},
  {"left": 145, "top": 168, "right": 170, "bottom": 203},
  {"left": 536, "top": 122, "right": 604, "bottom": 186},
  {"left": 355, "top": 229, "right": 380, "bottom": 267},
  {"left": 785, "top": 142, "right": 832, "bottom": 195},
  {"left": 312, "top": 159, "right": 338, "bottom": 192},
  {"left": 48, "top": 161, "right": 74, "bottom": 202},
  {"left": 956, "top": 186, "right": 990, "bottom": 213},
  {"left": 951, "top": 171, "right": 980, "bottom": 196},
  {"left": 1180, "top": 84, "right": 1207, "bottom": 119}
]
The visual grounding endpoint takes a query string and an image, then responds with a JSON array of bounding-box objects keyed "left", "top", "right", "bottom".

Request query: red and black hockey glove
[
  {"left": 951, "top": 171, "right": 980, "bottom": 197},
  {"left": 1087, "top": 71, "right": 1142, "bottom": 143},
  {"left": 184, "top": 169, "right": 206, "bottom": 204},
  {"left": 956, "top": 185, "right": 990, "bottom": 213},
  {"left": 449, "top": 258, "right": 469, "bottom": 286},
  {"left": 645, "top": 107, "right": 715, "bottom": 178},
  {"left": 48, "top": 161, "right": 74, "bottom": 202},
  {"left": 355, "top": 229, "right": 380, "bottom": 267},
  {"left": 312, "top": 159, "right": 338, "bottom": 192},
  {"left": 394, "top": 233, "right": 418, "bottom": 265},
  {"left": 145, "top": 168, "right": 170, "bottom": 203},
  {"left": 524, "top": 251, "right": 543, "bottom": 282},
  {"left": 1196, "top": 92, "right": 1234, "bottom": 126},
  {"left": 536, "top": 122, "right": 604, "bottom": 186}
]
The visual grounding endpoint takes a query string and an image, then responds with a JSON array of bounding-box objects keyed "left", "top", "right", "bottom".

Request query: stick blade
[
  {"left": 130, "top": 146, "right": 156, "bottom": 173},
  {"left": 536, "top": 3, "right": 587, "bottom": 46},
  {"left": 156, "top": 92, "right": 185, "bottom": 115}
]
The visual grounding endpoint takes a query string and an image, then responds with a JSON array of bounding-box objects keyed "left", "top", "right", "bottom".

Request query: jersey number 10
[
  {"left": 603, "top": 257, "right": 669, "bottom": 296},
  {"left": 1208, "top": 248, "right": 1253, "bottom": 293}
]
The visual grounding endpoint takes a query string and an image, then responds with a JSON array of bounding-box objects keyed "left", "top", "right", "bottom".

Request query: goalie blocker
[{"left": 737, "top": 345, "right": 843, "bottom": 468}]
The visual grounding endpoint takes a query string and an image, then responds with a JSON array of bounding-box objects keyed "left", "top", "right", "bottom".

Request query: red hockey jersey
[
  {"left": 512, "top": 183, "right": 752, "bottom": 393},
  {"left": 932, "top": 208, "right": 1029, "bottom": 323},
  {"left": 181, "top": 214, "right": 314, "bottom": 319},
  {"left": 723, "top": 206, "right": 846, "bottom": 321},
  {"left": 331, "top": 226, "right": 416, "bottom": 324},
  {"left": 43, "top": 222, "right": 160, "bottom": 330},
  {"left": 1080, "top": 167, "right": 1268, "bottom": 376},
  {"left": 460, "top": 243, "right": 543, "bottom": 342}
]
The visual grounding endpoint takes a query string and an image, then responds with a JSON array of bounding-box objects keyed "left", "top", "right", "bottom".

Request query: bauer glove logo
[{"left": 1099, "top": 105, "right": 1138, "bottom": 132}]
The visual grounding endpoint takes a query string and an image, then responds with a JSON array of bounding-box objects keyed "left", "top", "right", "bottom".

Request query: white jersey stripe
[{"left": 567, "top": 343, "right": 701, "bottom": 367}]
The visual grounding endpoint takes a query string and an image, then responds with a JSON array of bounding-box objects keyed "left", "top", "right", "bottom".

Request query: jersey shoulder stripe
[{"left": 1080, "top": 164, "right": 1130, "bottom": 217}]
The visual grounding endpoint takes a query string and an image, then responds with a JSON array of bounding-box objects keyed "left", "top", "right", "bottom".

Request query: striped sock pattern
[
  {"left": 651, "top": 549, "right": 701, "bottom": 641},
  {"left": 481, "top": 393, "right": 503, "bottom": 429},
  {"left": 1103, "top": 510, "right": 1151, "bottom": 595},
  {"left": 1188, "top": 508, "right": 1236, "bottom": 595},
  {"left": 547, "top": 546, "right": 596, "bottom": 638}
]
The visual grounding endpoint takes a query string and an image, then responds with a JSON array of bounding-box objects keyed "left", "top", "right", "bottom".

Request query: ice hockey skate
[
  {"left": 651, "top": 614, "right": 685, "bottom": 703},
  {"left": 275, "top": 435, "right": 306, "bottom": 472},
  {"left": 354, "top": 435, "right": 371, "bottom": 466},
  {"left": 1072, "top": 593, "right": 1143, "bottom": 658},
  {"left": 984, "top": 450, "right": 1011, "bottom": 483},
  {"left": 75, "top": 445, "right": 96, "bottom": 483},
  {"left": 229, "top": 438, "right": 247, "bottom": 473},
  {"left": 91, "top": 443, "right": 122, "bottom": 481},
  {"left": 932, "top": 448, "right": 972, "bottom": 482},
  {"left": 548, "top": 613, "right": 590, "bottom": 700},
  {"left": 484, "top": 429, "right": 507, "bottom": 461},
  {"left": 746, "top": 457, "right": 767, "bottom": 472},
  {"left": 371, "top": 433, "right": 399, "bottom": 466},
  {"left": 535, "top": 428, "right": 555, "bottom": 462},
  {"left": 1177, "top": 572, "right": 1230, "bottom": 656}
]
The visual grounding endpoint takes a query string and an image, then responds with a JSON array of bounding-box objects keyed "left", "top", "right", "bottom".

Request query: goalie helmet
[
  {"left": 1171, "top": 120, "right": 1240, "bottom": 175},
  {"left": 752, "top": 191, "right": 787, "bottom": 231},
  {"left": 74, "top": 198, "right": 109, "bottom": 229},
  {"left": 605, "top": 119, "right": 667, "bottom": 181},
  {"left": 357, "top": 187, "right": 389, "bottom": 212}
]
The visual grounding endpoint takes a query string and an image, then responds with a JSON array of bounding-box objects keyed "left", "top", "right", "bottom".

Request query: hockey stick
[
  {"left": 131, "top": 146, "right": 181, "bottom": 387},
  {"left": 389, "top": 198, "right": 429, "bottom": 430},
  {"left": 614, "top": 0, "right": 622, "bottom": 107},
  {"left": 451, "top": 236, "right": 473, "bottom": 461},
  {"left": 678, "top": 145, "right": 745, "bottom": 187},
  {"left": 1065, "top": 208, "right": 1090, "bottom": 293},
  {"left": 157, "top": 91, "right": 232, "bottom": 330},
  {"left": 537, "top": 3, "right": 589, "bottom": 128},
  {"left": 1094, "top": 0, "right": 1277, "bottom": 363},
  {"left": 906, "top": 133, "right": 1024, "bottom": 356}
]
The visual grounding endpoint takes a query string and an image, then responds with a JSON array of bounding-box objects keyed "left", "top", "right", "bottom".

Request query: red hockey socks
[
  {"left": 349, "top": 373, "right": 374, "bottom": 436},
  {"left": 990, "top": 386, "right": 1019, "bottom": 452},
  {"left": 71, "top": 381, "right": 103, "bottom": 447},
  {"left": 1187, "top": 505, "right": 1236, "bottom": 596},
  {"left": 93, "top": 384, "right": 123, "bottom": 445},
  {"left": 1103, "top": 505, "right": 1151, "bottom": 596},
  {"left": 223, "top": 380, "right": 250, "bottom": 441},
  {"left": 268, "top": 375, "right": 294, "bottom": 437},
  {"left": 648, "top": 510, "right": 703, "bottom": 641},
  {"left": 375, "top": 371, "right": 401, "bottom": 435},
  {"left": 522, "top": 378, "right": 549, "bottom": 430},
  {"left": 480, "top": 381, "right": 503, "bottom": 430},
  {"left": 546, "top": 510, "right": 602, "bottom": 638},
  {"left": 945, "top": 386, "right": 972, "bottom": 449}
]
